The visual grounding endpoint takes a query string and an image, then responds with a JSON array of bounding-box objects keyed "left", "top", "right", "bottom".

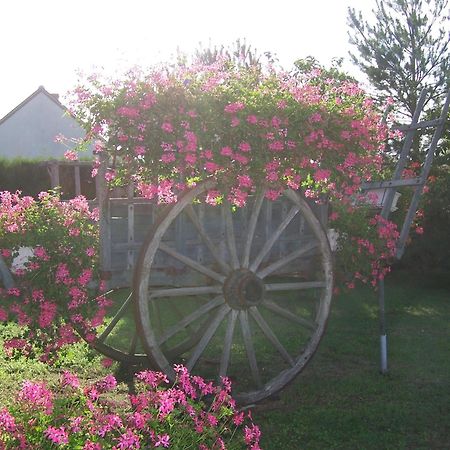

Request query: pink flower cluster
[
  {"left": 0, "top": 366, "right": 261, "bottom": 449},
  {"left": 70, "top": 61, "right": 386, "bottom": 211},
  {"left": 64, "top": 60, "right": 408, "bottom": 287},
  {"left": 0, "top": 191, "right": 108, "bottom": 363}
]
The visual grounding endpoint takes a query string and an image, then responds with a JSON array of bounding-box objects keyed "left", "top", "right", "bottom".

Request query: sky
[{"left": 0, "top": 0, "right": 375, "bottom": 118}]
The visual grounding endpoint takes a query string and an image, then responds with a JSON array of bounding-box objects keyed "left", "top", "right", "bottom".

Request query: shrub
[{"left": 0, "top": 191, "right": 105, "bottom": 363}]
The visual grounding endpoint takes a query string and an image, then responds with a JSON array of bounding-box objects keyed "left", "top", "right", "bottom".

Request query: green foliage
[
  {"left": 0, "top": 159, "right": 95, "bottom": 199},
  {"left": 0, "top": 159, "right": 50, "bottom": 197},
  {"left": 401, "top": 165, "right": 450, "bottom": 276},
  {"left": 347, "top": 0, "right": 449, "bottom": 117}
]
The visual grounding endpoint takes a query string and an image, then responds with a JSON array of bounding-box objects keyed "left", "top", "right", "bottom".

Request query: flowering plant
[
  {"left": 0, "top": 191, "right": 108, "bottom": 363},
  {"left": 71, "top": 58, "right": 400, "bottom": 286},
  {"left": 0, "top": 365, "right": 261, "bottom": 449}
]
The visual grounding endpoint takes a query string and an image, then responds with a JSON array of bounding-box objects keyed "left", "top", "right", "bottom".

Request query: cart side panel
[{"left": 105, "top": 195, "right": 328, "bottom": 289}]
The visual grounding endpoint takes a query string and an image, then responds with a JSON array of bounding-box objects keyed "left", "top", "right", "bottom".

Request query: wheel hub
[{"left": 223, "top": 269, "right": 265, "bottom": 310}]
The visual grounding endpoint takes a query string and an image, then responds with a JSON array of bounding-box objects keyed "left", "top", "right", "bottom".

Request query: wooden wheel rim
[
  {"left": 133, "top": 180, "right": 333, "bottom": 404},
  {"left": 88, "top": 287, "right": 148, "bottom": 365}
]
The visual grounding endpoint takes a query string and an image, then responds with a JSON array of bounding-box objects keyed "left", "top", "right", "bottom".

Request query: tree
[{"left": 347, "top": 0, "right": 449, "bottom": 117}]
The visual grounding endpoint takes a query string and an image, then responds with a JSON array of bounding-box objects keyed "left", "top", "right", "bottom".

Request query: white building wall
[{"left": 0, "top": 91, "right": 91, "bottom": 160}]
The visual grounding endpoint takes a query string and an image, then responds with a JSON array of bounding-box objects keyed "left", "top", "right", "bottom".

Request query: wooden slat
[{"left": 74, "top": 165, "right": 81, "bottom": 196}]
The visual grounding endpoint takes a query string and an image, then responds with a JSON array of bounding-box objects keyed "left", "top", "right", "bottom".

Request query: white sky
[{"left": 0, "top": 0, "right": 375, "bottom": 118}]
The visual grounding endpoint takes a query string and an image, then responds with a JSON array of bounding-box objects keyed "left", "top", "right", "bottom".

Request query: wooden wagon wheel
[
  {"left": 88, "top": 287, "right": 149, "bottom": 365},
  {"left": 89, "top": 286, "right": 213, "bottom": 365},
  {"left": 134, "top": 180, "right": 333, "bottom": 404}
]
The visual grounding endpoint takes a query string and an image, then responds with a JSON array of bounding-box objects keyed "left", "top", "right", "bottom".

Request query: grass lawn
[
  {"left": 254, "top": 271, "right": 450, "bottom": 449},
  {"left": 0, "top": 270, "right": 449, "bottom": 449}
]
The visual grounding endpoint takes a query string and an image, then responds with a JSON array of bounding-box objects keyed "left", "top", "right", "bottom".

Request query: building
[{"left": 0, "top": 85, "right": 91, "bottom": 160}]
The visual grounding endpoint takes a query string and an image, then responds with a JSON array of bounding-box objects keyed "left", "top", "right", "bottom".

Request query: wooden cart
[{"left": 1, "top": 90, "right": 449, "bottom": 405}]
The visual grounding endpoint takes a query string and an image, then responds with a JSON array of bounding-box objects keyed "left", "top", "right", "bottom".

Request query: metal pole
[{"left": 378, "top": 277, "right": 388, "bottom": 374}]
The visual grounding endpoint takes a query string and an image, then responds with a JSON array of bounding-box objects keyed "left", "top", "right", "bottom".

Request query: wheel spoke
[
  {"left": 97, "top": 292, "right": 133, "bottom": 343},
  {"left": 239, "top": 310, "right": 262, "bottom": 388},
  {"left": 249, "top": 307, "right": 295, "bottom": 367},
  {"left": 224, "top": 203, "right": 239, "bottom": 269},
  {"left": 257, "top": 242, "right": 318, "bottom": 279},
  {"left": 219, "top": 309, "right": 238, "bottom": 379},
  {"left": 128, "top": 332, "right": 139, "bottom": 355},
  {"left": 159, "top": 242, "right": 226, "bottom": 283},
  {"left": 263, "top": 299, "right": 316, "bottom": 330},
  {"left": 265, "top": 281, "right": 326, "bottom": 291},
  {"left": 185, "top": 205, "right": 231, "bottom": 274},
  {"left": 158, "top": 295, "right": 225, "bottom": 345},
  {"left": 172, "top": 301, "right": 202, "bottom": 339},
  {"left": 149, "top": 285, "right": 223, "bottom": 299},
  {"left": 249, "top": 204, "right": 300, "bottom": 272},
  {"left": 242, "top": 190, "right": 265, "bottom": 268},
  {"left": 186, "top": 304, "right": 230, "bottom": 371}
]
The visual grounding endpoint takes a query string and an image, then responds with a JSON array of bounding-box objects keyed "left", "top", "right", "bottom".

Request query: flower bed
[{"left": 0, "top": 365, "right": 261, "bottom": 449}]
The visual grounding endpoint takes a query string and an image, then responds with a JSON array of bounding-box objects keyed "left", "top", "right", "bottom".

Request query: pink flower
[
  {"left": 268, "top": 140, "right": 284, "bottom": 152},
  {"left": 238, "top": 142, "right": 251, "bottom": 152},
  {"left": 313, "top": 169, "right": 331, "bottom": 182},
  {"left": 117, "top": 106, "right": 140, "bottom": 118},
  {"left": 96, "top": 374, "right": 117, "bottom": 392},
  {"left": 231, "top": 116, "right": 240, "bottom": 127},
  {"left": 0, "top": 409, "right": 17, "bottom": 432},
  {"left": 61, "top": 371, "right": 80, "bottom": 389},
  {"left": 18, "top": 380, "right": 53, "bottom": 414},
  {"left": 0, "top": 308, "right": 8, "bottom": 322},
  {"left": 155, "top": 434, "right": 170, "bottom": 448},
  {"left": 234, "top": 154, "right": 249, "bottom": 165},
  {"left": 0, "top": 248, "right": 11, "bottom": 258},
  {"left": 161, "top": 122, "right": 174, "bottom": 133},
  {"left": 309, "top": 112, "right": 322, "bottom": 123},
  {"left": 161, "top": 152, "right": 176, "bottom": 163},
  {"left": 185, "top": 153, "right": 197, "bottom": 165},
  {"left": 69, "top": 227, "right": 81, "bottom": 237},
  {"left": 205, "top": 161, "right": 220, "bottom": 173},
  {"left": 101, "top": 357, "right": 114, "bottom": 368},
  {"left": 34, "top": 246, "right": 49, "bottom": 261},
  {"left": 45, "top": 426, "right": 69, "bottom": 445},
  {"left": 205, "top": 190, "right": 222, "bottom": 206},
  {"left": 86, "top": 247, "right": 96, "bottom": 257},
  {"left": 83, "top": 441, "right": 102, "bottom": 450},
  {"left": 64, "top": 150, "right": 78, "bottom": 161},
  {"left": 105, "top": 170, "right": 116, "bottom": 182},
  {"left": 38, "top": 301, "right": 57, "bottom": 328},
  {"left": 224, "top": 101, "right": 245, "bottom": 114},
  {"left": 134, "top": 145, "right": 146, "bottom": 156},
  {"left": 220, "top": 146, "right": 233, "bottom": 157},
  {"left": 265, "top": 189, "right": 281, "bottom": 201},
  {"left": 237, "top": 175, "right": 253, "bottom": 188},
  {"left": 117, "top": 429, "right": 140, "bottom": 449}
]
